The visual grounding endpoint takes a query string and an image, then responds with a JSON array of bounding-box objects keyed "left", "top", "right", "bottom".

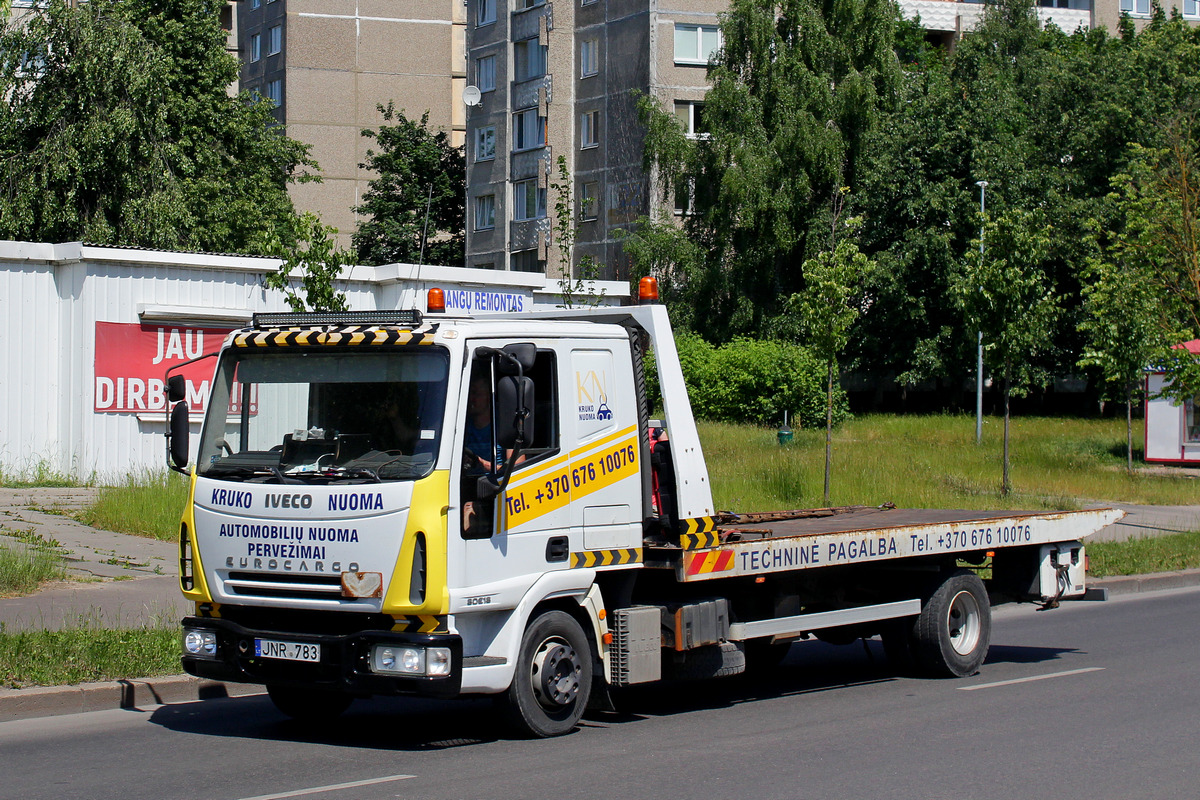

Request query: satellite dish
[{"left": 463, "top": 85, "right": 482, "bottom": 107}]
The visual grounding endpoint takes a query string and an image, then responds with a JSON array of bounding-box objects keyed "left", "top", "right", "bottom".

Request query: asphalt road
[{"left": 2, "top": 586, "right": 1198, "bottom": 800}]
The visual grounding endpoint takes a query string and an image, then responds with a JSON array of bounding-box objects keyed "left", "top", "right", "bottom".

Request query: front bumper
[{"left": 180, "top": 616, "right": 463, "bottom": 697}]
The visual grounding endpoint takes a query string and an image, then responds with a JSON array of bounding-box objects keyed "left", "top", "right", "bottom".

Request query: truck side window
[{"left": 461, "top": 349, "right": 558, "bottom": 538}]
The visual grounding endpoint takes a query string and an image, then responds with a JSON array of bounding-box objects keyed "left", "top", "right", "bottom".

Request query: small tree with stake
[
  {"left": 952, "top": 207, "right": 1059, "bottom": 496},
  {"left": 788, "top": 189, "right": 873, "bottom": 504}
]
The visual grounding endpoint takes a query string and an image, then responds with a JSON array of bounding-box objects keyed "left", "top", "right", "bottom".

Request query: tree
[
  {"left": 787, "top": 190, "right": 872, "bottom": 503},
  {"left": 261, "top": 213, "right": 352, "bottom": 313},
  {"left": 1107, "top": 122, "right": 1200, "bottom": 401},
  {"left": 0, "top": 0, "right": 313, "bottom": 252},
  {"left": 638, "top": 0, "right": 900, "bottom": 336},
  {"left": 549, "top": 156, "right": 605, "bottom": 308},
  {"left": 353, "top": 103, "right": 465, "bottom": 267},
  {"left": 1078, "top": 256, "right": 1166, "bottom": 471},
  {"left": 952, "top": 209, "right": 1060, "bottom": 495},
  {"left": 618, "top": 216, "right": 705, "bottom": 332}
]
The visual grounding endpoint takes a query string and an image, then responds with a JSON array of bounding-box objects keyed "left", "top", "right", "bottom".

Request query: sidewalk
[{"left": 1, "top": 488, "right": 1199, "bottom": 722}]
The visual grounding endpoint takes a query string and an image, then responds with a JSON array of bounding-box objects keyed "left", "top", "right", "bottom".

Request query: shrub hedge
[{"left": 648, "top": 333, "right": 850, "bottom": 430}]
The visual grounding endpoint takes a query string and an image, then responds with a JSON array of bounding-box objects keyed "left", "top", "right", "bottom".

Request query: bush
[{"left": 649, "top": 333, "right": 849, "bottom": 429}]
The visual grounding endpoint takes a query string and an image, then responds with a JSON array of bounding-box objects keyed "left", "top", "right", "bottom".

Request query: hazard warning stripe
[
  {"left": 679, "top": 516, "right": 719, "bottom": 550},
  {"left": 686, "top": 549, "right": 735, "bottom": 576},
  {"left": 391, "top": 615, "right": 448, "bottom": 634},
  {"left": 569, "top": 548, "right": 642, "bottom": 569},
  {"left": 232, "top": 327, "right": 436, "bottom": 348}
]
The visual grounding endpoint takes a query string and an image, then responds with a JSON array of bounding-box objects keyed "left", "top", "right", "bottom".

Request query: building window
[
  {"left": 514, "top": 37, "right": 547, "bottom": 82},
  {"left": 249, "top": 33, "right": 261, "bottom": 62},
  {"left": 477, "top": 55, "right": 496, "bottom": 92},
  {"left": 674, "top": 101, "right": 709, "bottom": 138},
  {"left": 580, "top": 182, "right": 599, "bottom": 221},
  {"left": 580, "top": 39, "right": 599, "bottom": 78},
  {"left": 511, "top": 250, "right": 543, "bottom": 272},
  {"left": 581, "top": 110, "right": 599, "bottom": 148},
  {"left": 516, "top": 0, "right": 547, "bottom": 9},
  {"left": 250, "top": 0, "right": 260, "bottom": 8},
  {"left": 474, "top": 195, "right": 496, "bottom": 231},
  {"left": 265, "top": 79, "right": 282, "bottom": 107},
  {"left": 1183, "top": 0, "right": 1199, "bottom": 15},
  {"left": 674, "top": 24, "right": 720, "bottom": 65},
  {"left": 268, "top": 25, "right": 282, "bottom": 55},
  {"left": 475, "top": 125, "right": 496, "bottom": 161},
  {"left": 513, "top": 108, "right": 547, "bottom": 151},
  {"left": 581, "top": 0, "right": 598, "bottom": 5},
  {"left": 477, "top": 0, "right": 496, "bottom": 25},
  {"left": 1119, "top": 0, "right": 1150, "bottom": 13},
  {"left": 514, "top": 179, "right": 547, "bottom": 221}
]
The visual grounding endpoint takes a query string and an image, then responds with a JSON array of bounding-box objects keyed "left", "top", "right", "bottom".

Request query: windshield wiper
[{"left": 325, "top": 466, "right": 382, "bottom": 483}]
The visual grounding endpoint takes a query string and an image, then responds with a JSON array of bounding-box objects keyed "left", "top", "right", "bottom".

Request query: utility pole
[{"left": 975, "top": 180, "right": 988, "bottom": 445}]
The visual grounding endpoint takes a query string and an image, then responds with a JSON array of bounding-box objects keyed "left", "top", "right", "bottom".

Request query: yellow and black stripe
[
  {"left": 233, "top": 326, "right": 436, "bottom": 348},
  {"left": 679, "top": 516, "right": 719, "bottom": 550},
  {"left": 391, "top": 615, "right": 448, "bottom": 634},
  {"left": 569, "top": 548, "right": 642, "bottom": 569}
]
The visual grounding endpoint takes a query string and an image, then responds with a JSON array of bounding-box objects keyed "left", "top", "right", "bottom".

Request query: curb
[{"left": 4, "top": 569, "right": 1199, "bottom": 724}]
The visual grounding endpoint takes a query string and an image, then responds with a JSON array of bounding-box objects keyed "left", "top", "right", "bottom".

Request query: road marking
[
  {"left": 238, "top": 774, "right": 416, "bottom": 800},
  {"left": 958, "top": 666, "right": 1106, "bottom": 691}
]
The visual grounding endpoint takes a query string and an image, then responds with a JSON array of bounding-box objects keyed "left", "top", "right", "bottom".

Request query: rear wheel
[
  {"left": 913, "top": 569, "right": 991, "bottom": 677},
  {"left": 267, "top": 685, "right": 353, "bottom": 721},
  {"left": 504, "top": 610, "right": 593, "bottom": 738}
]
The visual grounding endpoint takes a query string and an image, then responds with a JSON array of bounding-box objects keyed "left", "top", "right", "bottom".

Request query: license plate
[{"left": 254, "top": 639, "right": 320, "bottom": 662}]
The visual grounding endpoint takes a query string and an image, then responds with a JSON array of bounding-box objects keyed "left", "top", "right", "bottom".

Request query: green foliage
[
  {"left": 77, "top": 471, "right": 190, "bottom": 543},
  {"left": 0, "top": 625, "right": 179, "bottom": 688},
  {"left": 650, "top": 333, "right": 848, "bottom": 429},
  {"left": 261, "top": 212, "right": 352, "bottom": 312},
  {"left": 0, "top": 541, "right": 66, "bottom": 596},
  {"left": 0, "top": 0, "right": 313, "bottom": 252},
  {"left": 638, "top": 0, "right": 900, "bottom": 336},
  {"left": 1088, "top": 529, "right": 1200, "bottom": 577},
  {"left": 549, "top": 155, "right": 606, "bottom": 308},
  {"left": 617, "top": 215, "right": 705, "bottom": 331},
  {"left": 353, "top": 103, "right": 465, "bottom": 267}
]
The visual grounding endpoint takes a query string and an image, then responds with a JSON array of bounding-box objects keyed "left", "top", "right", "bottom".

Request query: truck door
[{"left": 455, "top": 341, "right": 570, "bottom": 592}]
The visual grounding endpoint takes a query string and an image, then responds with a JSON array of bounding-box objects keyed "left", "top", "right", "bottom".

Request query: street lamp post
[{"left": 975, "top": 180, "right": 988, "bottom": 446}]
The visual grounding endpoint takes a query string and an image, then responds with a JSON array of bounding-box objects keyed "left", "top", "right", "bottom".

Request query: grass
[
  {"left": 704, "top": 414, "right": 1199, "bottom": 512},
  {"left": 1089, "top": 531, "right": 1200, "bottom": 577},
  {"left": 0, "top": 625, "right": 179, "bottom": 689},
  {"left": 0, "top": 543, "right": 67, "bottom": 597},
  {"left": 76, "top": 470, "right": 189, "bottom": 543},
  {"left": 0, "top": 460, "right": 86, "bottom": 488}
]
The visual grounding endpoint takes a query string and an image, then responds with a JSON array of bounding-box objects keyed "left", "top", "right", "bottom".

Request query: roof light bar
[{"left": 252, "top": 310, "right": 423, "bottom": 329}]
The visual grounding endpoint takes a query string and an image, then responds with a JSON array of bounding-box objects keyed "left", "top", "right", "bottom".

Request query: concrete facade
[
  {"left": 237, "top": 0, "right": 468, "bottom": 248},
  {"left": 464, "top": 0, "right": 718, "bottom": 280}
]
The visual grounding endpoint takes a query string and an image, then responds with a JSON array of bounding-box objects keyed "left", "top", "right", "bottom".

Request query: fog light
[
  {"left": 183, "top": 629, "right": 218, "bottom": 657},
  {"left": 427, "top": 647, "right": 452, "bottom": 676},
  {"left": 372, "top": 644, "right": 425, "bottom": 674}
]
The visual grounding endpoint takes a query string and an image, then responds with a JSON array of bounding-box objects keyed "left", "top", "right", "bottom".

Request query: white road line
[
  {"left": 238, "top": 774, "right": 417, "bottom": 800},
  {"left": 958, "top": 666, "right": 1106, "bottom": 691}
]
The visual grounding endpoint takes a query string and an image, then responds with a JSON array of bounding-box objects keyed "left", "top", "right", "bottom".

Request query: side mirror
[
  {"left": 167, "top": 374, "right": 187, "bottom": 403},
  {"left": 498, "top": 343, "right": 537, "bottom": 375},
  {"left": 494, "top": 375, "right": 534, "bottom": 450},
  {"left": 169, "top": 402, "right": 190, "bottom": 469}
]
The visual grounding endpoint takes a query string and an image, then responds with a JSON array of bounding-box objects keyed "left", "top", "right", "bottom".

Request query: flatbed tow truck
[{"left": 165, "top": 281, "right": 1122, "bottom": 736}]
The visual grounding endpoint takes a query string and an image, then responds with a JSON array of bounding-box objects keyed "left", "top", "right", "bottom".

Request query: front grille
[{"left": 224, "top": 571, "right": 344, "bottom": 601}]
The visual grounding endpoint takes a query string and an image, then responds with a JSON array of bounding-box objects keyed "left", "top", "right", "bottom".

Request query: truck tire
[
  {"left": 267, "top": 685, "right": 353, "bottom": 721},
  {"left": 913, "top": 569, "right": 991, "bottom": 678},
  {"left": 504, "top": 610, "right": 593, "bottom": 738}
]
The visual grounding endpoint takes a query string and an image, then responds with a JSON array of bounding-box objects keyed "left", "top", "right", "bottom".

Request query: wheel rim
[
  {"left": 945, "top": 589, "right": 982, "bottom": 656},
  {"left": 530, "top": 636, "right": 582, "bottom": 711}
]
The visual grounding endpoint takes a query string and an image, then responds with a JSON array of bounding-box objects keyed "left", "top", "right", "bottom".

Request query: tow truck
[{"left": 166, "top": 280, "right": 1122, "bottom": 736}]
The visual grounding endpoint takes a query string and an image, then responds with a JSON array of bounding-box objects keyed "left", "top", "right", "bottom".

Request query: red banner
[{"left": 94, "top": 322, "right": 232, "bottom": 414}]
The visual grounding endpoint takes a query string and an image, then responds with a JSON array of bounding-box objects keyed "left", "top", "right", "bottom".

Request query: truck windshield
[{"left": 197, "top": 347, "right": 450, "bottom": 484}]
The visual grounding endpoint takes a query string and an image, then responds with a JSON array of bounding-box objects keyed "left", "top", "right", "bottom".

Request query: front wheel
[
  {"left": 913, "top": 569, "right": 991, "bottom": 677},
  {"left": 503, "top": 610, "right": 593, "bottom": 738}
]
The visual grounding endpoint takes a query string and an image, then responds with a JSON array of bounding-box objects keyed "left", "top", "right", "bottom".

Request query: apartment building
[
  {"left": 464, "top": 0, "right": 724, "bottom": 278},
  {"left": 238, "top": 0, "right": 467, "bottom": 247}
]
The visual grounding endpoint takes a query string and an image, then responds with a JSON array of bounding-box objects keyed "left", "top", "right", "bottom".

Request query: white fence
[{"left": 0, "top": 241, "right": 627, "bottom": 480}]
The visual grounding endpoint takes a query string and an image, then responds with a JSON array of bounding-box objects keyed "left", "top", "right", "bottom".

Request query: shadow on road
[{"left": 984, "top": 643, "right": 1083, "bottom": 665}]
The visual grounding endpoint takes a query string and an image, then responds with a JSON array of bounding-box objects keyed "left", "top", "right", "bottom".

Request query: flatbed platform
[{"left": 646, "top": 506, "right": 1124, "bottom": 582}]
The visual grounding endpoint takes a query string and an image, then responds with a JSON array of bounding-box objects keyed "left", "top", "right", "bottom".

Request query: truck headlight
[
  {"left": 183, "top": 629, "right": 218, "bottom": 657},
  {"left": 427, "top": 647, "right": 452, "bottom": 676},
  {"left": 372, "top": 645, "right": 425, "bottom": 674}
]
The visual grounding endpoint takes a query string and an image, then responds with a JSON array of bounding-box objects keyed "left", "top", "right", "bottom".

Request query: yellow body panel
[{"left": 382, "top": 470, "right": 451, "bottom": 617}]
